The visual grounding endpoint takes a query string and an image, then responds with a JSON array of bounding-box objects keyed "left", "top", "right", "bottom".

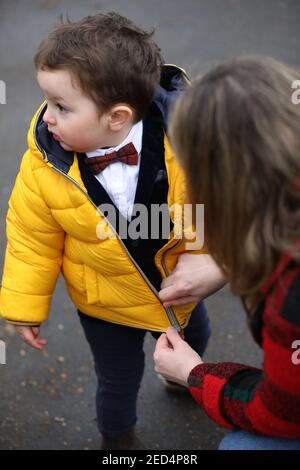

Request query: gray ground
[{"left": 0, "top": 0, "right": 299, "bottom": 450}]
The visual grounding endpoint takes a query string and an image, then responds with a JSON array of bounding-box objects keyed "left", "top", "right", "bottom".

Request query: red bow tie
[{"left": 84, "top": 142, "right": 138, "bottom": 174}]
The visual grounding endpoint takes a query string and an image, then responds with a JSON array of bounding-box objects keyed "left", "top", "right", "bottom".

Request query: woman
[{"left": 154, "top": 57, "right": 300, "bottom": 450}]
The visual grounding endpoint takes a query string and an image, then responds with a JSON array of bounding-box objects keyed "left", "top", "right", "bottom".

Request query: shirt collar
[{"left": 86, "top": 120, "right": 143, "bottom": 158}]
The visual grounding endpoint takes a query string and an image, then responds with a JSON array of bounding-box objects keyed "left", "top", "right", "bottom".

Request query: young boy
[{"left": 0, "top": 12, "right": 223, "bottom": 449}]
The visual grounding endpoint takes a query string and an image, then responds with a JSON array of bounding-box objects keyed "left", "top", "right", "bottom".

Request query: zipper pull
[{"left": 165, "top": 306, "right": 182, "bottom": 333}]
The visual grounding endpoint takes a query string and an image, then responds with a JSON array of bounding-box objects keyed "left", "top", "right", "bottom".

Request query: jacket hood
[
  {"left": 33, "top": 64, "right": 189, "bottom": 172},
  {"left": 154, "top": 64, "right": 189, "bottom": 129}
]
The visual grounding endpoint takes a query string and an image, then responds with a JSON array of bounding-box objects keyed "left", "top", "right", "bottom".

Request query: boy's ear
[{"left": 108, "top": 104, "right": 134, "bottom": 131}]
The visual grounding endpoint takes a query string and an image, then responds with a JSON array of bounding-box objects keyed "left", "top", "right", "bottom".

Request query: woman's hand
[
  {"left": 159, "top": 253, "right": 226, "bottom": 306},
  {"left": 153, "top": 327, "right": 203, "bottom": 387},
  {"left": 14, "top": 325, "right": 47, "bottom": 350}
]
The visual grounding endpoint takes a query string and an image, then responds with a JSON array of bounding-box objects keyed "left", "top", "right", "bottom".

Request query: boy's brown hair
[
  {"left": 34, "top": 12, "right": 163, "bottom": 122},
  {"left": 170, "top": 56, "right": 300, "bottom": 312}
]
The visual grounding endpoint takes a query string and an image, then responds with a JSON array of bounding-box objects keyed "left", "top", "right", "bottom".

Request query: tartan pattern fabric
[{"left": 84, "top": 142, "right": 138, "bottom": 174}]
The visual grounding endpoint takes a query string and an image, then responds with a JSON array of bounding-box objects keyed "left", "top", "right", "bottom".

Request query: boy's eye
[{"left": 56, "top": 103, "right": 68, "bottom": 112}]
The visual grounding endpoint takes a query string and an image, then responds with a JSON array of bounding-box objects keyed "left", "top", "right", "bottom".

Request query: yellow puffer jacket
[{"left": 0, "top": 66, "right": 206, "bottom": 332}]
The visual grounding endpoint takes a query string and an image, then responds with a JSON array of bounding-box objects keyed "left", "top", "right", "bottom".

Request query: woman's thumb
[
  {"left": 166, "top": 327, "right": 182, "bottom": 347},
  {"left": 155, "top": 333, "right": 171, "bottom": 351}
]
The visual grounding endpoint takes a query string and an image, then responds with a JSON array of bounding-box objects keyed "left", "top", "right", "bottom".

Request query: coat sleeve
[
  {"left": 0, "top": 149, "right": 65, "bottom": 324},
  {"left": 188, "top": 267, "right": 300, "bottom": 438}
]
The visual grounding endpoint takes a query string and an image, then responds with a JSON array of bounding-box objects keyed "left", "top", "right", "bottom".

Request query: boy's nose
[{"left": 43, "top": 108, "right": 56, "bottom": 126}]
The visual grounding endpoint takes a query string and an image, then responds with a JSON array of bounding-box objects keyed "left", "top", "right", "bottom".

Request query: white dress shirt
[{"left": 86, "top": 121, "right": 143, "bottom": 220}]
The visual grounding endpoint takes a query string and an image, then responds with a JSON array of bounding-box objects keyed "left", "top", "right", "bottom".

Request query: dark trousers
[{"left": 78, "top": 303, "right": 210, "bottom": 438}]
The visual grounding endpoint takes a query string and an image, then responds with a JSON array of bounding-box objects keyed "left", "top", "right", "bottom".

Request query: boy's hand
[
  {"left": 159, "top": 253, "right": 226, "bottom": 306},
  {"left": 14, "top": 326, "right": 47, "bottom": 350}
]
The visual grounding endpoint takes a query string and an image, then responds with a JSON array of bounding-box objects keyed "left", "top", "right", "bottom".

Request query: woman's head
[{"left": 170, "top": 57, "right": 300, "bottom": 307}]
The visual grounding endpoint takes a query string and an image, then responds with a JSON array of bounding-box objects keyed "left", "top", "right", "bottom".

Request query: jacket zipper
[
  {"left": 33, "top": 114, "right": 181, "bottom": 331},
  {"left": 160, "top": 239, "right": 183, "bottom": 332}
]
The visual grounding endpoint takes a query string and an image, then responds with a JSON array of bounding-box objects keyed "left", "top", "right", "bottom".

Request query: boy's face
[{"left": 36, "top": 68, "right": 111, "bottom": 152}]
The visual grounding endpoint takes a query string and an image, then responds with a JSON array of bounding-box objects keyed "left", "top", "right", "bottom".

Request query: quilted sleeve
[{"left": 0, "top": 150, "right": 65, "bottom": 324}]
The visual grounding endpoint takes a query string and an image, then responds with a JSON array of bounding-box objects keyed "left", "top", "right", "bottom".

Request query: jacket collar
[
  {"left": 153, "top": 64, "right": 189, "bottom": 131},
  {"left": 35, "top": 111, "right": 74, "bottom": 173}
]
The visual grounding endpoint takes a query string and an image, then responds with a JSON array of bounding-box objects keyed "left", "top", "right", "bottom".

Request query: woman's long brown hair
[{"left": 170, "top": 57, "right": 300, "bottom": 313}]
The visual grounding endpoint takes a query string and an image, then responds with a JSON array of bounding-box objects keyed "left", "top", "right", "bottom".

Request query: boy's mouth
[{"left": 52, "top": 133, "right": 61, "bottom": 141}]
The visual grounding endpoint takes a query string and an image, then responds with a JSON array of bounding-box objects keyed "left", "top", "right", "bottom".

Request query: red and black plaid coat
[{"left": 188, "top": 255, "right": 300, "bottom": 437}]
